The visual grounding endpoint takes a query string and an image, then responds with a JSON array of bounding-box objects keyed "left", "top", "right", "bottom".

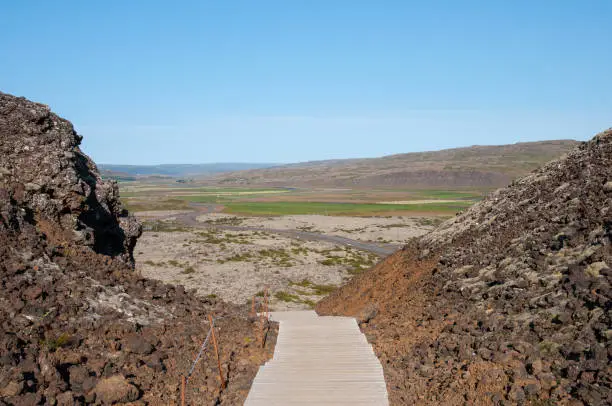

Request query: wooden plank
[{"left": 245, "top": 311, "right": 388, "bottom": 405}]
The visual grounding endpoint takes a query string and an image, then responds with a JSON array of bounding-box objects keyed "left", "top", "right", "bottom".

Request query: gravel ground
[
  {"left": 135, "top": 227, "right": 381, "bottom": 310},
  {"left": 195, "top": 213, "right": 435, "bottom": 244}
]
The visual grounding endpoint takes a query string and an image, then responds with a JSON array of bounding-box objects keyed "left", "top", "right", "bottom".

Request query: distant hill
[
  {"left": 99, "top": 163, "right": 278, "bottom": 179},
  {"left": 210, "top": 140, "right": 580, "bottom": 189}
]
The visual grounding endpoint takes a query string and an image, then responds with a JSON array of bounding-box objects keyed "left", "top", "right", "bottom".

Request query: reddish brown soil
[{"left": 318, "top": 130, "right": 612, "bottom": 405}]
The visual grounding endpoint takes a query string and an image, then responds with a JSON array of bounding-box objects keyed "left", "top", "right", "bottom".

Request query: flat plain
[{"left": 123, "top": 181, "right": 481, "bottom": 309}]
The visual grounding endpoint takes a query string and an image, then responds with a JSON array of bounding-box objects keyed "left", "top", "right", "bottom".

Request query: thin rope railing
[
  {"left": 185, "top": 326, "right": 212, "bottom": 383},
  {"left": 180, "top": 288, "right": 271, "bottom": 405}
]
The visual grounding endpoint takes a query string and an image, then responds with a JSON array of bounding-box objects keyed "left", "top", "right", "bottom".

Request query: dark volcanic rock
[
  {"left": 319, "top": 129, "right": 612, "bottom": 405},
  {"left": 0, "top": 92, "right": 141, "bottom": 264},
  {"left": 0, "top": 92, "right": 276, "bottom": 405}
]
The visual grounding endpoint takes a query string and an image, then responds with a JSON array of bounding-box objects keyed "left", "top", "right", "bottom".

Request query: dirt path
[{"left": 171, "top": 205, "right": 400, "bottom": 257}]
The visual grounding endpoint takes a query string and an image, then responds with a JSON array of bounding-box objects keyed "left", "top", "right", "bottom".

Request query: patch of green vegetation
[
  {"left": 258, "top": 248, "right": 294, "bottom": 267},
  {"left": 414, "top": 217, "right": 448, "bottom": 227},
  {"left": 377, "top": 223, "right": 407, "bottom": 229},
  {"left": 176, "top": 195, "right": 231, "bottom": 203},
  {"left": 216, "top": 247, "right": 297, "bottom": 267},
  {"left": 274, "top": 291, "right": 301, "bottom": 303},
  {"left": 410, "top": 190, "right": 485, "bottom": 200},
  {"left": 183, "top": 187, "right": 287, "bottom": 194},
  {"left": 142, "top": 220, "right": 191, "bottom": 232},
  {"left": 195, "top": 230, "right": 227, "bottom": 244},
  {"left": 538, "top": 340, "right": 561, "bottom": 356},
  {"left": 318, "top": 249, "right": 378, "bottom": 275},
  {"left": 206, "top": 293, "right": 217, "bottom": 299},
  {"left": 203, "top": 216, "right": 245, "bottom": 226},
  {"left": 320, "top": 258, "right": 339, "bottom": 266},
  {"left": 374, "top": 237, "right": 393, "bottom": 243},
  {"left": 288, "top": 279, "right": 336, "bottom": 296},
  {"left": 302, "top": 299, "right": 316, "bottom": 308},
  {"left": 194, "top": 230, "right": 251, "bottom": 245},
  {"left": 223, "top": 201, "right": 473, "bottom": 216},
  {"left": 335, "top": 226, "right": 368, "bottom": 234},
  {"left": 255, "top": 290, "right": 265, "bottom": 297},
  {"left": 291, "top": 246, "right": 309, "bottom": 256},
  {"left": 181, "top": 266, "right": 196, "bottom": 274},
  {"left": 175, "top": 188, "right": 290, "bottom": 204},
  {"left": 217, "top": 252, "right": 253, "bottom": 264},
  {"left": 42, "top": 333, "right": 72, "bottom": 352},
  {"left": 315, "top": 247, "right": 344, "bottom": 255},
  {"left": 143, "top": 260, "right": 167, "bottom": 267},
  {"left": 311, "top": 284, "right": 336, "bottom": 295},
  {"left": 296, "top": 225, "right": 322, "bottom": 233},
  {"left": 149, "top": 259, "right": 195, "bottom": 273},
  {"left": 289, "top": 279, "right": 312, "bottom": 288},
  {"left": 121, "top": 198, "right": 189, "bottom": 212}
]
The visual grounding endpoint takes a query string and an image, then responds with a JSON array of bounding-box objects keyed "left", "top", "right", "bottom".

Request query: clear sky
[{"left": 1, "top": 1, "right": 610, "bottom": 164}]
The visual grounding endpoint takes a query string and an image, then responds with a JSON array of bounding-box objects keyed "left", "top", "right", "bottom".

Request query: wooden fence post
[
  {"left": 264, "top": 287, "right": 269, "bottom": 319},
  {"left": 208, "top": 314, "right": 226, "bottom": 389},
  {"left": 181, "top": 375, "right": 186, "bottom": 406}
]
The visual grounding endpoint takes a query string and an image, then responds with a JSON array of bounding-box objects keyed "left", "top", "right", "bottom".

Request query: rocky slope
[
  {"left": 0, "top": 94, "right": 141, "bottom": 265},
  {"left": 0, "top": 92, "right": 275, "bottom": 405},
  {"left": 318, "top": 130, "right": 612, "bottom": 405}
]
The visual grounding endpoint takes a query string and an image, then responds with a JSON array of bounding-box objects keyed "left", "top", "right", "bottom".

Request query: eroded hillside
[
  {"left": 318, "top": 130, "right": 612, "bottom": 405},
  {"left": 0, "top": 93, "right": 275, "bottom": 405}
]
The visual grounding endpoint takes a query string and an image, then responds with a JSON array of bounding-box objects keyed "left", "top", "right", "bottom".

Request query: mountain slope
[
  {"left": 212, "top": 140, "right": 580, "bottom": 188},
  {"left": 317, "top": 130, "right": 611, "bottom": 405}
]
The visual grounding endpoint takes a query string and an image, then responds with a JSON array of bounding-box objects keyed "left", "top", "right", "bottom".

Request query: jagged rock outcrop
[
  {"left": 0, "top": 92, "right": 275, "bottom": 405},
  {"left": 318, "top": 130, "right": 612, "bottom": 405},
  {"left": 0, "top": 92, "right": 141, "bottom": 264}
]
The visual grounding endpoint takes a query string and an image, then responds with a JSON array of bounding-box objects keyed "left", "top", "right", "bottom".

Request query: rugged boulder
[
  {"left": 318, "top": 130, "right": 612, "bottom": 405},
  {"left": 0, "top": 92, "right": 275, "bottom": 405},
  {"left": 0, "top": 92, "right": 141, "bottom": 264}
]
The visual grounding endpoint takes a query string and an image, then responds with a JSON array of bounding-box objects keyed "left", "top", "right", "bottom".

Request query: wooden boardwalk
[{"left": 245, "top": 311, "right": 389, "bottom": 405}]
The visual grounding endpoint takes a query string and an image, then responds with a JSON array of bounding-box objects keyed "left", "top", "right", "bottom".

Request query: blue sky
[{"left": 1, "top": 1, "right": 610, "bottom": 164}]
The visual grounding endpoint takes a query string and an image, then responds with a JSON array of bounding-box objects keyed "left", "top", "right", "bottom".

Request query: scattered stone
[
  {"left": 125, "top": 335, "right": 154, "bottom": 355},
  {"left": 0, "top": 381, "right": 23, "bottom": 397},
  {"left": 357, "top": 304, "right": 378, "bottom": 324},
  {"left": 93, "top": 375, "right": 140, "bottom": 404}
]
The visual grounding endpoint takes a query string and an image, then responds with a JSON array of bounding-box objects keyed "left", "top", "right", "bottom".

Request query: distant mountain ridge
[
  {"left": 209, "top": 140, "right": 581, "bottom": 189},
  {"left": 99, "top": 162, "right": 278, "bottom": 178}
]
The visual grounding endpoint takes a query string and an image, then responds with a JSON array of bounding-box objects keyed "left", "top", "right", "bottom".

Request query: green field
[
  {"left": 408, "top": 190, "right": 485, "bottom": 200},
  {"left": 176, "top": 192, "right": 288, "bottom": 204},
  {"left": 222, "top": 201, "right": 473, "bottom": 216},
  {"left": 118, "top": 182, "right": 485, "bottom": 216}
]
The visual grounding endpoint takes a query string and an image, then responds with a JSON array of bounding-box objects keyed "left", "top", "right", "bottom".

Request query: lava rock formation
[{"left": 319, "top": 130, "right": 612, "bottom": 405}]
